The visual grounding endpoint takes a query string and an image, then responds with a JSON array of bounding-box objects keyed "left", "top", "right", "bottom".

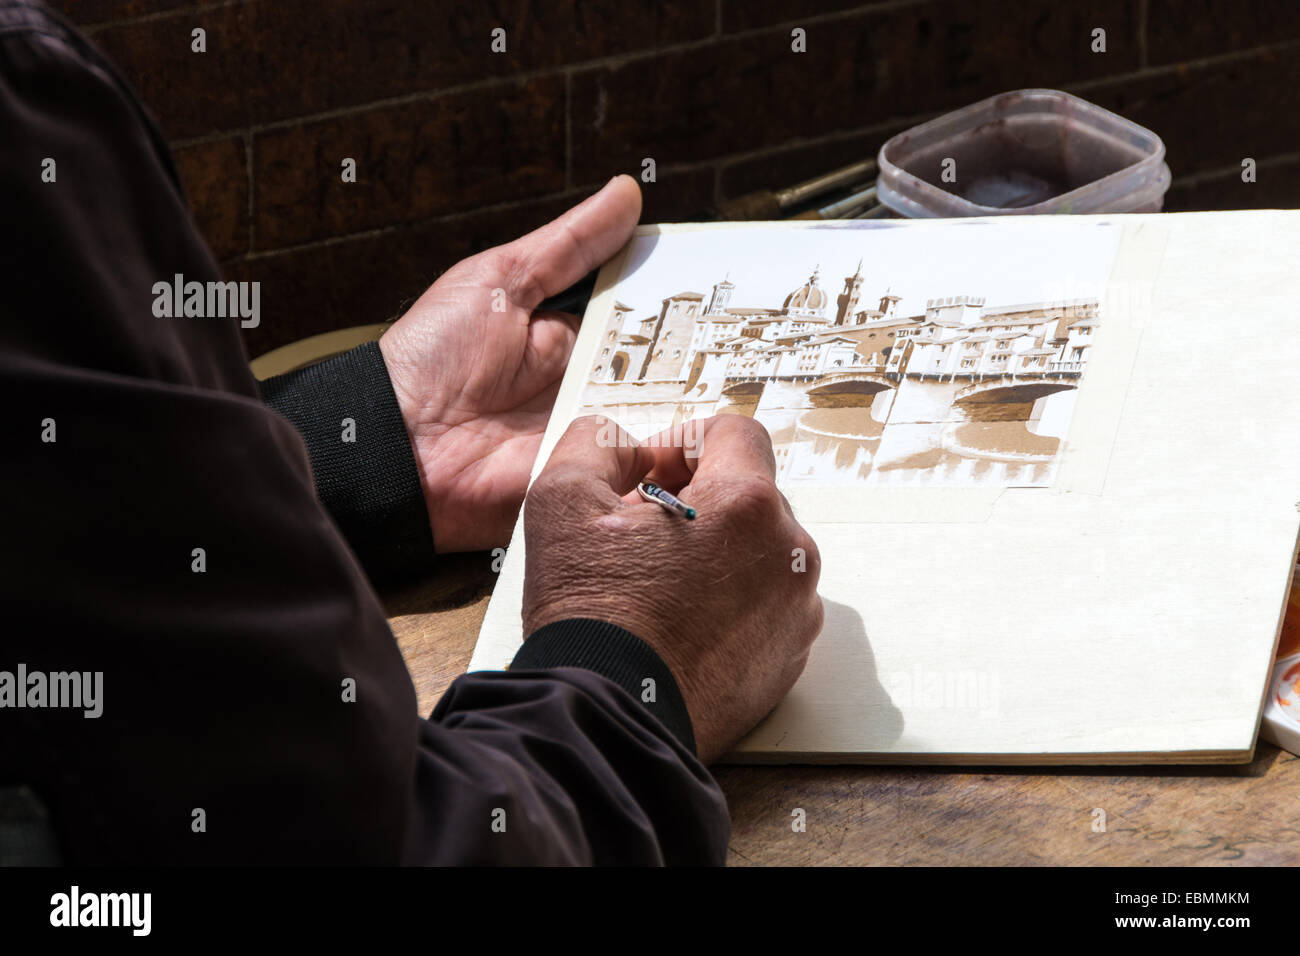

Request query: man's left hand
[{"left": 378, "top": 175, "right": 642, "bottom": 552}]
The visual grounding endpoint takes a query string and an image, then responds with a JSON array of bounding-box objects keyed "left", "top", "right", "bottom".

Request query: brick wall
[{"left": 54, "top": 0, "right": 1300, "bottom": 357}]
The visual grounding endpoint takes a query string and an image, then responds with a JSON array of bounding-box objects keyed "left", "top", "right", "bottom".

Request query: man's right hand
[{"left": 522, "top": 415, "right": 824, "bottom": 763}]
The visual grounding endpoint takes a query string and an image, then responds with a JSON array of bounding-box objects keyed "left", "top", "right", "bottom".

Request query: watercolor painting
[{"left": 577, "top": 223, "right": 1120, "bottom": 487}]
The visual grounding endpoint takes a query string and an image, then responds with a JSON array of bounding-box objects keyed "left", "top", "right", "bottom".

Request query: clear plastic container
[{"left": 876, "top": 89, "right": 1170, "bottom": 218}]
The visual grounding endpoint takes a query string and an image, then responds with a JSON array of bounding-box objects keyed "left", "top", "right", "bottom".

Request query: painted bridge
[
  {"left": 706, "top": 361, "right": 1085, "bottom": 424},
  {"left": 954, "top": 370, "right": 1082, "bottom": 403},
  {"left": 717, "top": 364, "right": 1081, "bottom": 400},
  {"left": 722, "top": 365, "right": 897, "bottom": 390}
]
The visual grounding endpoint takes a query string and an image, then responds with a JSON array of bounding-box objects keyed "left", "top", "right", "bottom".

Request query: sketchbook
[{"left": 469, "top": 211, "right": 1300, "bottom": 764}]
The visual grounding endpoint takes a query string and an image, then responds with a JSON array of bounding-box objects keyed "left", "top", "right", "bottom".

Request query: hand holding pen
[{"left": 520, "top": 414, "right": 824, "bottom": 763}]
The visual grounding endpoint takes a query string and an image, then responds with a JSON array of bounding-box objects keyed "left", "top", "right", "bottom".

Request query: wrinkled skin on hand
[
  {"left": 522, "top": 415, "right": 825, "bottom": 763},
  {"left": 379, "top": 176, "right": 643, "bottom": 552}
]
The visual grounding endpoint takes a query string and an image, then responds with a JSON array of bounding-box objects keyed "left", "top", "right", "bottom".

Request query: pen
[{"left": 637, "top": 481, "right": 697, "bottom": 520}]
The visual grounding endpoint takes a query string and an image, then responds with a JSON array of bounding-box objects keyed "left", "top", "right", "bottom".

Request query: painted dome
[{"left": 782, "top": 268, "right": 827, "bottom": 314}]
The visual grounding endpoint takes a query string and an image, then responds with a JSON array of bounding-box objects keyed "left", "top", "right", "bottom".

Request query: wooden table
[{"left": 384, "top": 556, "right": 1300, "bottom": 866}]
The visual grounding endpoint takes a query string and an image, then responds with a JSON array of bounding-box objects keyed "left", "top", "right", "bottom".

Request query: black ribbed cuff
[
  {"left": 511, "top": 618, "right": 697, "bottom": 754},
  {"left": 259, "top": 341, "right": 436, "bottom": 582}
]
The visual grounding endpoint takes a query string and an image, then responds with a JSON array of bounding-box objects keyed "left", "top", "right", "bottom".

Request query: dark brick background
[{"left": 52, "top": 0, "right": 1300, "bottom": 357}]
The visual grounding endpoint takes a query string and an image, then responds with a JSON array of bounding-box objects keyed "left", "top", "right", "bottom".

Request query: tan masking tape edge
[{"left": 1051, "top": 219, "right": 1170, "bottom": 496}]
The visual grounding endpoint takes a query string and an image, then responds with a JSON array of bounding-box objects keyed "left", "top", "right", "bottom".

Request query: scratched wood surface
[{"left": 383, "top": 557, "right": 1300, "bottom": 866}]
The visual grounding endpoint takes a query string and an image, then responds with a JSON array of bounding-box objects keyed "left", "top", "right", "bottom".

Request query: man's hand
[
  {"left": 378, "top": 176, "right": 642, "bottom": 552},
  {"left": 522, "top": 415, "right": 825, "bottom": 763}
]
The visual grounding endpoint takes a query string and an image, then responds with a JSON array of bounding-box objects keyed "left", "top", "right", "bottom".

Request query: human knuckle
[
  {"left": 735, "top": 416, "right": 777, "bottom": 458},
  {"left": 527, "top": 472, "right": 566, "bottom": 504},
  {"left": 721, "top": 475, "right": 782, "bottom": 519},
  {"left": 805, "top": 597, "right": 826, "bottom": 641},
  {"left": 526, "top": 471, "right": 586, "bottom": 516},
  {"left": 795, "top": 530, "right": 822, "bottom": 573},
  {"left": 724, "top": 413, "right": 769, "bottom": 442},
  {"left": 488, "top": 246, "right": 524, "bottom": 281}
]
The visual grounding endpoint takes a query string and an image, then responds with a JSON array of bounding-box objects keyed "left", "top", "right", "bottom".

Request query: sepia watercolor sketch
[{"left": 578, "top": 235, "right": 1107, "bottom": 488}]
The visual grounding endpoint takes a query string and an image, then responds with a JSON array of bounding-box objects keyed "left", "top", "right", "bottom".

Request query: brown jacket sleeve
[{"left": 0, "top": 0, "right": 728, "bottom": 865}]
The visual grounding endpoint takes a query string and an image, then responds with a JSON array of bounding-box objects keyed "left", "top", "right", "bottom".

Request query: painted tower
[
  {"left": 877, "top": 291, "right": 902, "bottom": 320},
  {"left": 597, "top": 300, "right": 635, "bottom": 381},
  {"left": 640, "top": 291, "right": 705, "bottom": 380},
  {"left": 706, "top": 277, "right": 735, "bottom": 316},
  {"left": 835, "top": 259, "right": 864, "bottom": 325}
]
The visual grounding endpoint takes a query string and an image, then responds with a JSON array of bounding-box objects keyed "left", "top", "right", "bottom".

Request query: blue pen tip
[{"left": 685, "top": 508, "right": 696, "bottom": 520}]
